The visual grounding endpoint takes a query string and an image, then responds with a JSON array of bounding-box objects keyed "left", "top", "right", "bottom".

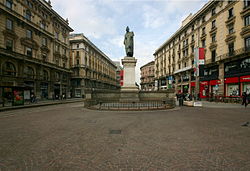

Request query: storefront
[
  {"left": 200, "top": 81, "right": 209, "bottom": 99},
  {"left": 182, "top": 84, "right": 189, "bottom": 94},
  {"left": 224, "top": 77, "right": 239, "bottom": 97},
  {"left": 240, "top": 75, "right": 250, "bottom": 95},
  {"left": 209, "top": 80, "right": 221, "bottom": 97},
  {"left": 40, "top": 83, "right": 48, "bottom": 99}
]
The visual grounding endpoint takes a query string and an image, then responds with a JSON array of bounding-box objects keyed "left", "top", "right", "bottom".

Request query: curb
[{"left": 0, "top": 99, "right": 85, "bottom": 112}]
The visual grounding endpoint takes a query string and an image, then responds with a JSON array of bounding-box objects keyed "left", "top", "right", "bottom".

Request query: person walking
[{"left": 242, "top": 92, "right": 248, "bottom": 107}]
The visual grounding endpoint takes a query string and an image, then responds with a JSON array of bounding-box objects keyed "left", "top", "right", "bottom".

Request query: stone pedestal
[
  {"left": 120, "top": 56, "right": 139, "bottom": 102},
  {"left": 121, "top": 57, "right": 138, "bottom": 91}
]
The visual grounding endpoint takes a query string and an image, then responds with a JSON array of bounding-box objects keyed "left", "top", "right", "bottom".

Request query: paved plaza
[{"left": 0, "top": 102, "right": 250, "bottom": 170}]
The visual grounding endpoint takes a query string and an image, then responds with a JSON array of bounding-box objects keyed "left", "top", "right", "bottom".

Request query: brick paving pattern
[{"left": 0, "top": 103, "right": 250, "bottom": 170}]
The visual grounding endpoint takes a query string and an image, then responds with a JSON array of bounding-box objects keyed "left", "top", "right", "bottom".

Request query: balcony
[
  {"left": 225, "top": 16, "right": 236, "bottom": 26},
  {"left": 240, "top": 25, "right": 250, "bottom": 37}
]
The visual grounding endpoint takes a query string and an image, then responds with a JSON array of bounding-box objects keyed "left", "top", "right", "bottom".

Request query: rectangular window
[
  {"left": 6, "top": 19, "right": 13, "bottom": 30},
  {"left": 228, "top": 43, "right": 234, "bottom": 55},
  {"left": 212, "top": 8, "right": 216, "bottom": 16},
  {"left": 6, "top": 0, "right": 12, "bottom": 9},
  {"left": 76, "top": 51, "right": 80, "bottom": 57},
  {"left": 55, "top": 32, "right": 59, "bottom": 39},
  {"left": 202, "top": 27, "right": 206, "bottom": 35},
  {"left": 212, "top": 34, "right": 216, "bottom": 43},
  {"left": 245, "top": 37, "right": 250, "bottom": 51},
  {"left": 26, "top": 29, "right": 32, "bottom": 39},
  {"left": 228, "top": 24, "right": 234, "bottom": 34},
  {"left": 244, "top": 0, "right": 250, "bottom": 8},
  {"left": 228, "top": 8, "right": 234, "bottom": 19},
  {"left": 40, "top": 22, "right": 45, "bottom": 30},
  {"left": 212, "top": 20, "right": 216, "bottom": 29},
  {"left": 191, "top": 35, "right": 194, "bottom": 42},
  {"left": 202, "top": 16, "right": 206, "bottom": 23},
  {"left": 25, "top": 11, "right": 31, "bottom": 21},
  {"left": 26, "top": 47, "right": 32, "bottom": 57},
  {"left": 6, "top": 39, "right": 13, "bottom": 51},
  {"left": 202, "top": 39, "right": 206, "bottom": 48},
  {"left": 42, "top": 37, "right": 47, "bottom": 46},
  {"left": 212, "top": 50, "right": 216, "bottom": 62},
  {"left": 245, "top": 15, "right": 250, "bottom": 26}
]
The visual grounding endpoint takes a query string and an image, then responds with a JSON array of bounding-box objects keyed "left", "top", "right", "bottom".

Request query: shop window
[
  {"left": 244, "top": 0, "right": 250, "bottom": 8},
  {"left": 24, "top": 66, "right": 34, "bottom": 79},
  {"left": 225, "top": 61, "right": 238, "bottom": 73},
  {"left": 6, "top": 0, "right": 12, "bottom": 9},
  {"left": 6, "top": 39, "right": 13, "bottom": 51},
  {"left": 3, "top": 62, "right": 16, "bottom": 76},
  {"left": 26, "top": 29, "right": 32, "bottom": 39},
  {"left": 228, "top": 8, "right": 234, "bottom": 19},
  {"left": 227, "top": 84, "right": 239, "bottom": 96},
  {"left": 244, "top": 15, "right": 250, "bottom": 26},
  {"left": 241, "top": 58, "right": 250, "bottom": 69},
  {"left": 6, "top": 19, "right": 13, "bottom": 30},
  {"left": 25, "top": 10, "right": 32, "bottom": 21},
  {"left": 26, "top": 47, "right": 32, "bottom": 57}
]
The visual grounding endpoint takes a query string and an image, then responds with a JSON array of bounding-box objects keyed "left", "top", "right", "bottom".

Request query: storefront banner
[
  {"left": 224, "top": 77, "right": 239, "bottom": 84},
  {"left": 199, "top": 48, "right": 205, "bottom": 65},
  {"left": 210, "top": 80, "right": 221, "bottom": 85},
  {"left": 240, "top": 75, "right": 250, "bottom": 82}
]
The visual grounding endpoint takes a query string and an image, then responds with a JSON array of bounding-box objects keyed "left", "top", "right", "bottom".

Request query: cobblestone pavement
[{"left": 0, "top": 103, "right": 250, "bottom": 171}]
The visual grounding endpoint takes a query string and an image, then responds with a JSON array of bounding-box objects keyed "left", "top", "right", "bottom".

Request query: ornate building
[
  {"left": 140, "top": 61, "right": 155, "bottom": 91},
  {"left": 69, "top": 33, "right": 117, "bottom": 98},
  {"left": 154, "top": 0, "right": 250, "bottom": 100},
  {"left": 0, "top": 0, "right": 73, "bottom": 106}
]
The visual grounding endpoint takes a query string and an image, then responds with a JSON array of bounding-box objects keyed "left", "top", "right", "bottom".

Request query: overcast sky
[{"left": 52, "top": 0, "right": 208, "bottom": 83}]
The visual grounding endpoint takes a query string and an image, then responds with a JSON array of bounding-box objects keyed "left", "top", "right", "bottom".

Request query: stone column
[{"left": 218, "top": 63, "right": 224, "bottom": 96}]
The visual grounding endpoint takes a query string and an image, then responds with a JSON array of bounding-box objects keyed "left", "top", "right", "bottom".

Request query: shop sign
[
  {"left": 240, "top": 75, "right": 250, "bottom": 82},
  {"left": 224, "top": 77, "right": 239, "bottom": 84}
]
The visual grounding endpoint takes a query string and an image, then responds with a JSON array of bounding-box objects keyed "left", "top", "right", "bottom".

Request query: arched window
[
  {"left": 3, "top": 62, "right": 16, "bottom": 76},
  {"left": 24, "top": 66, "right": 34, "bottom": 79}
]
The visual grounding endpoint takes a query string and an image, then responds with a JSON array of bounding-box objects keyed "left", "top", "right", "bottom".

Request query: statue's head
[{"left": 126, "top": 26, "right": 129, "bottom": 32}]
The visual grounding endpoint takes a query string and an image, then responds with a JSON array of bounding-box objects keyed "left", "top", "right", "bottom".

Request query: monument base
[{"left": 120, "top": 90, "right": 139, "bottom": 102}]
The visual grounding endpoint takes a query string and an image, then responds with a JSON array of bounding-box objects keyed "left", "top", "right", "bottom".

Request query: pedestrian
[
  {"left": 179, "top": 92, "right": 184, "bottom": 106},
  {"left": 242, "top": 92, "right": 248, "bottom": 107}
]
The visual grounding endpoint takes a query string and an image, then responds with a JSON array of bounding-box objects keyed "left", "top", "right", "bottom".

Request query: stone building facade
[
  {"left": 154, "top": 0, "right": 250, "bottom": 100},
  {"left": 69, "top": 34, "right": 117, "bottom": 98},
  {"left": 0, "top": 0, "right": 73, "bottom": 106},
  {"left": 140, "top": 61, "right": 155, "bottom": 91}
]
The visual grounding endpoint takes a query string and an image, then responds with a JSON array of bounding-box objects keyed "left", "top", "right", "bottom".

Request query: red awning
[
  {"left": 224, "top": 77, "right": 239, "bottom": 84},
  {"left": 210, "top": 80, "right": 221, "bottom": 85},
  {"left": 240, "top": 75, "right": 250, "bottom": 82}
]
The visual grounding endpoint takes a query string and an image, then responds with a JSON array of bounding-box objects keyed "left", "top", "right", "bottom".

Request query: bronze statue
[{"left": 124, "top": 26, "right": 134, "bottom": 57}]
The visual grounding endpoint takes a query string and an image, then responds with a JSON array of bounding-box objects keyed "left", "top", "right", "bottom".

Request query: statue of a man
[{"left": 124, "top": 26, "right": 134, "bottom": 57}]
